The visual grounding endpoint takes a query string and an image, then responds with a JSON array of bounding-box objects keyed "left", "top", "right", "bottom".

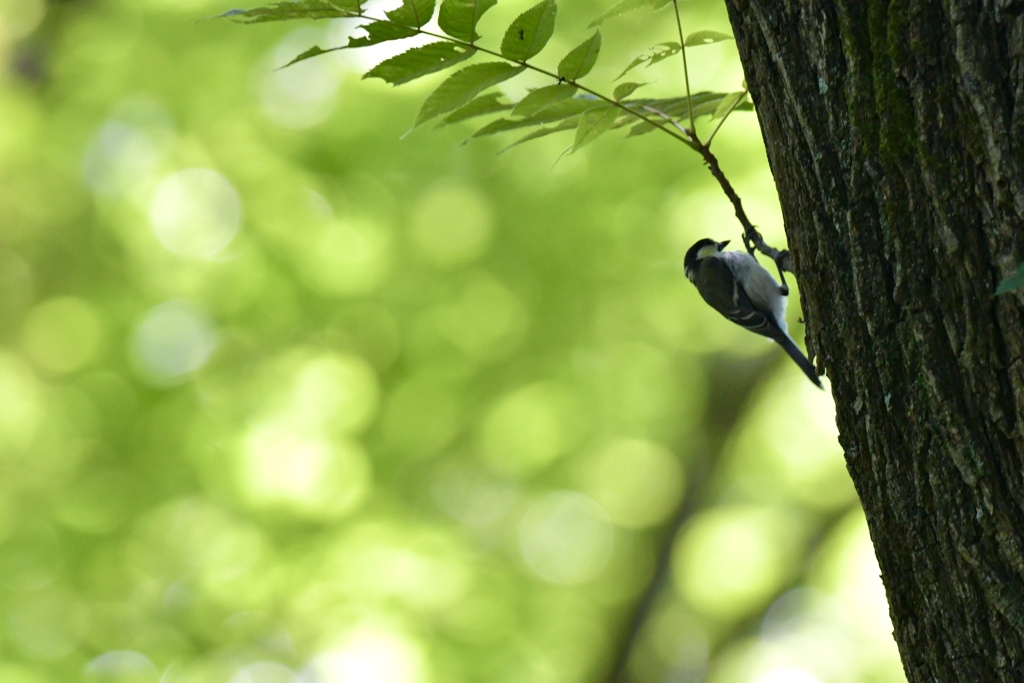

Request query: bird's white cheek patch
[{"left": 697, "top": 244, "right": 720, "bottom": 259}]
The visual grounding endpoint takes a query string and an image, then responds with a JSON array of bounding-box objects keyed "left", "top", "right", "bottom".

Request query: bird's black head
[{"left": 684, "top": 238, "right": 729, "bottom": 280}]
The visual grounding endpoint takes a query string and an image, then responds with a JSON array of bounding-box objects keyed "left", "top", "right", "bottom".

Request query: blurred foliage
[{"left": 0, "top": 0, "right": 905, "bottom": 682}]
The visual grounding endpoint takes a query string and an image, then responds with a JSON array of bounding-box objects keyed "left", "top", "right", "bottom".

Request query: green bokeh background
[{"left": 0, "top": 0, "right": 906, "bottom": 681}]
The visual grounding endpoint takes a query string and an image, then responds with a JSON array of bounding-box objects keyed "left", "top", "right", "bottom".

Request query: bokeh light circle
[{"left": 149, "top": 168, "right": 241, "bottom": 259}]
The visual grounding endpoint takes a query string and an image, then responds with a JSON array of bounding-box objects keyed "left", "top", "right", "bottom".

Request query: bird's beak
[{"left": 717, "top": 240, "right": 730, "bottom": 250}]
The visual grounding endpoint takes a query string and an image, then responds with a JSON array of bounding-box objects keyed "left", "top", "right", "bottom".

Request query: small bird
[{"left": 684, "top": 238, "right": 822, "bottom": 388}]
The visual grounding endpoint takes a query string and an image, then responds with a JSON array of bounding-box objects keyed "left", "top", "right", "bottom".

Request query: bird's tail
[{"left": 776, "top": 334, "right": 823, "bottom": 388}]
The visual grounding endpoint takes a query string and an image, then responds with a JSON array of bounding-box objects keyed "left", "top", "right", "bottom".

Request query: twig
[{"left": 642, "top": 106, "right": 794, "bottom": 290}]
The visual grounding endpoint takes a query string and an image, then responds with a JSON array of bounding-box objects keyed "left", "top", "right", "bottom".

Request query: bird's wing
[{"left": 696, "top": 257, "right": 785, "bottom": 341}]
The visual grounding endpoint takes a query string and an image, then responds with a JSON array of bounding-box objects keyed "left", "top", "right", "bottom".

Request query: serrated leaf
[
  {"left": 365, "top": 42, "right": 476, "bottom": 85},
  {"left": 613, "top": 81, "right": 647, "bottom": 100},
  {"left": 512, "top": 83, "right": 577, "bottom": 117},
  {"left": 996, "top": 261, "right": 1024, "bottom": 295},
  {"left": 348, "top": 20, "right": 418, "bottom": 48},
  {"left": 215, "top": 0, "right": 363, "bottom": 23},
  {"left": 684, "top": 30, "right": 733, "bottom": 46},
  {"left": 501, "top": 0, "right": 557, "bottom": 62},
  {"left": 415, "top": 62, "right": 526, "bottom": 127},
  {"left": 281, "top": 44, "right": 343, "bottom": 68},
  {"left": 589, "top": 0, "right": 654, "bottom": 27},
  {"left": 439, "top": 0, "right": 498, "bottom": 42},
  {"left": 557, "top": 31, "right": 601, "bottom": 81},
  {"left": 572, "top": 105, "right": 618, "bottom": 152},
  {"left": 386, "top": 0, "right": 437, "bottom": 28},
  {"left": 440, "top": 92, "right": 512, "bottom": 125}
]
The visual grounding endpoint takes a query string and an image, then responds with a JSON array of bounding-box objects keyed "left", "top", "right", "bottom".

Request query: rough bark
[{"left": 721, "top": 1, "right": 1024, "bottom": 680}]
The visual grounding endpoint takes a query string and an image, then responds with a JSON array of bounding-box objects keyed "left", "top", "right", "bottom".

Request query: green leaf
[
  {"left": 557, "top": 31, "right": 601, "bottom": 81},
  {"left": 996, "top": 261, "right": 1024, "bottom": 295},
  {"left": 588, "top": 0, "right": 655, "bottom": 27},
  {"left": 345, "top": 0, "right": 437, "bottom": 47},
  {"left": 711, "top": 90, "right": 746, "bottom": 119},
  {"left": 500, "top": 120, "right": 578, "bottom": 152},
  {"left": 364, "top": 43, "right": 476, "bottom": 85},
  {"left": 348, "top": 20, "right": 418, "bottom": 48},
  {"left": 616, "top": 41, "right": 680, "bottom": 79},
  {"left": 440, "top": 92, "right": 512, "bottom": 125},
  {"left": 476, "top": 97, "right": 596, "bottom": 137},
  {"left": 415, "top": 62, "right": 526, "bottom": 127},
  {"left": 281, "top": 45, "right": 344, "bottom": 68},
  {"left": 386, "top": 0, "right": 437, "bottom": 28},
  {"left": 501, "top": 0, "right": 557, "bottom": 62},
  {"left": 691, "top": 95, "right": 741, "bottom": 118},
  {"left": 613, "top": 81, "right": 647, "bottom": 100},
  {"left": 471, "top": 117, "right": 544, "bottom": 138},
  {"left": 619, "top": 92, "right": 747, "bottom": 137},
  {"left": 615, "top": 55, "right": 649, "bottom": 81},
  {"left": 216, "top": 0, "right": 363, "bottom": 23},
  {"left": 647, "top": 41, "right": 681, "bottom": 66},
  {"left": 438, "top": 0, "right": 498, "bottom": 42},
  {"left": 512, "top": 83, "right": 577, "bottom": 117},
  {"left": 622, "top": 91, "right": 730, "bottom": 118},
  {"left": 684, "top": 30, "right": 733, "bottom": 46},
  {"left": 572, "top": 105, "right": 618, "bottom": 152}
]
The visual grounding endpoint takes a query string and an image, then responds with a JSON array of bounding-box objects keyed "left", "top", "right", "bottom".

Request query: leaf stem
[{"left": 671, "top": 0, "right": 696, "bottom": 137}]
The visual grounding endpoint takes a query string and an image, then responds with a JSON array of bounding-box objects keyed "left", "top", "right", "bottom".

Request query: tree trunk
[{"left": 721, "top": 1, "right": 1024, "bottom": 680}]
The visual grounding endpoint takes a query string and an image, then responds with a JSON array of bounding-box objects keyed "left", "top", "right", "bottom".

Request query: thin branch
[
  {"left": 643, "top": 106, "right": 794, "bottom": 287},
  {"left": 641, "top": 104, "right": 693, "bottom": 140},
  {"left": 284, "top": 12, "right": 702, "bottom": 151},
  {"left": 671, "top": 0, "right": 696, "bottom": 136}
]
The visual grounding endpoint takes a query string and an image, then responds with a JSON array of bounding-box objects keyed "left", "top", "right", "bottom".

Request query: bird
[{"left": 684, "top": 238, "right": 822, "bottom": 388}]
